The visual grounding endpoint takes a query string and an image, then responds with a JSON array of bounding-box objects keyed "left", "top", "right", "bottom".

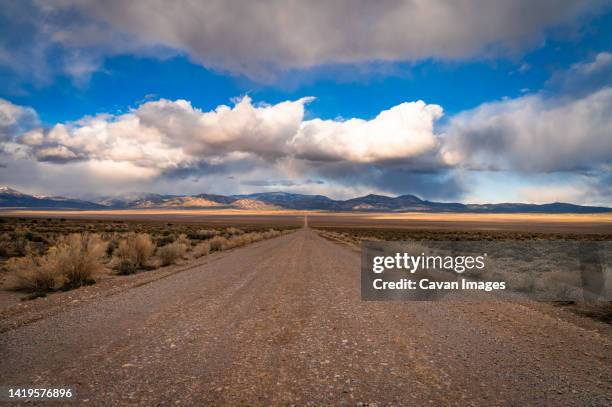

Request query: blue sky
[
  {"left": 6, "top": 10, "right": 611, "bottom": 124},
  {"left": 0, "top": 1, "right": 611, "bottom": 204}
]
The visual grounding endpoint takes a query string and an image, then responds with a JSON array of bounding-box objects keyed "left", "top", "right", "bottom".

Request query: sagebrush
[
  {"left": 6, "top": 233, "right": 106, "bottom": 292},
  {"left": 157, "top": 242, "right": 187, "bottom": 266},
  {"left": 115, "top": 233, "right": 155, "bottom": 273}
]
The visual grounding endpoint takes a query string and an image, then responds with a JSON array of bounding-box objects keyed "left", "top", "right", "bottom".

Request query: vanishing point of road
[{"left": 1, "top": 227, "right": 611, "bottom": 406}]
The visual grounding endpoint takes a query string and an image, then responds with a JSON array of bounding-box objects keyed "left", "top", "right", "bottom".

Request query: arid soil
[
  {"left": 307, "top": 212, "right": 612, "bottom": 234},
  {"left": 1, "top": 227, "right": 611, "bottom": 406},
  {"left": 3, "top": 208, "right": 611, "bottom": 233}
]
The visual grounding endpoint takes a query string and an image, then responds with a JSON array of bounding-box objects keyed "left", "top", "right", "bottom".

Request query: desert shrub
[
  {"left": 116, "top": 233, "right": 155, "bottom": 272},
  {"left": 106, "top": 240, "right": 116, "bottom": 257},
  {"left": 0, "top": 233, "right": 11, "bottom": 257},
  {"left": 104, "top": 233, "right": 121, "bottom": 257},
  {"left": 6, "top": 233, "right": 106, "bottom": 292},
  {"left": 193, "top": 242, "right": 211, "bottom": 258},
  {"left": 224, "top": 236, "right": 241, "bottom": 249},
  {"left": 262, "top": 229, "right": 281, "bottom": 239},
  {"left": 155, "top": 235, "right": 175, "bottom": 247},
  {"left": 225, "top": 227, "right": 244, "bottom": 236},
  {"left": 229, "top": 234, "right": 255, "bottom": 248},
  {"left": 157, "top": 242, "right": 187, "bottom": 266},
  {"left": 6, "top": 255, "right": 60, "bottom": 292},
  {"left": 204, "top": 230, "right": 281, "bottom": 252},
  {"left": 117, "top": 259, "right": 137, "bottom": 275},
  {"left": 52, "top": 234, "right": 107, "bottom": 288},
  {"left": 25, "top": 231, "right": 45, "bottom": 243},
  {"left": 189, "top": 229, "right": 220, "bottom": 240},
  {"left": 175, "top": 234, "right": 191, "bottom": 249},
  {"left": 209, "top": 236, "right": 229, "bottom": 251},
  {"left": 12, "top": 234, "right": 30, "bottom": 257}
]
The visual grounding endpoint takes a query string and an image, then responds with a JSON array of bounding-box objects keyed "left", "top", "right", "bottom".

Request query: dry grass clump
[
  {"left": 208, "top": 229, "right": 282, "bottom": 251},
  {"left": 261, "top": 229, "right": 282, "bottom": 239},
  {"left": 192, "top": 229, "right": 220, "bottom": 240},
  {"left": 175, "top": 233, "right": 191, "bottom": 249},
  {"left": 0, "top": 232, "right": 28, "bottom": 257},
  {"left": 157, "top": 242, "right": 188, "bottom": 266},
  {"left": 115, "top": 233, "right": 156, "bottom": 274},
  {"left": 103, "top": 232, "right": 122, "bottom": 257},
  {"left": 313, "top": 226, "right": 612, "bottom": 243},
  {"left": 224, "top": 234, "right": 252, "bottom": 249},
  {"left": 0, "top": 229, "right": 44, "bottom": 258},
  {"left": 191, "top": 229, "right": 282, "bottom": 257},
  {"left": 0, "top": 218, "right": 298, "bottom": 264},
  {"left": 209, "top": 236, "right": 230, "bottom": 251},
  {"left": 225, "top": 227, "right": 244, "bottom": 236},
  {"left": 5, "top": 233, "right": 107, "bottom": 292},
  {"left": 193, "top": 242, "right": 211, "bottom": 258},
  {"left": 0, "top": 219, "right": 297, "bottom": 299},
  {"left": 53, "top": 234, "right": 107, "bottom": 288},
  {"left": 6, "top": 256, "right": 60, "bottom": 293}
]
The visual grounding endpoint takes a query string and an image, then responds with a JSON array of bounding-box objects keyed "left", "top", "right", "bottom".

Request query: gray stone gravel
[{"left": 0, "top": 228, "right": 611, "bottom": 406}]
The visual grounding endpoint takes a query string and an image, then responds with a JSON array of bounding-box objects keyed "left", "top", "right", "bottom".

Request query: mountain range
[{"left": 0, "top": 186, "right": 610, "bottom": 213}]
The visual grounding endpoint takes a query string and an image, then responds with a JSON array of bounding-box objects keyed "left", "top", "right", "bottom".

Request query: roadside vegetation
[
  {"left": 315, "top": 227, "right": 612, "bottom": 244},
  {"left": 315, "top": 226, "right": 612, "bottom": 324},
  {"left": 0, "top": 217, "right": 295, "bottom": 298}
]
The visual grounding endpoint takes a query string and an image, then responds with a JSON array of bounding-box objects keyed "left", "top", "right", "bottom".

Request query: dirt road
[{"left": 1, "top": 228, "right": 611, "bottom": 406}]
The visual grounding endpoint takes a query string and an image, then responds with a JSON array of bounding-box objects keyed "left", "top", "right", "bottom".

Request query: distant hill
[
  {"left": 0, "top": 186, "right": 610, "bottom": 213},
  {"left": 0, "top": 187, "right": 105, "bottom": 209},
  {"left": 339, "top": 194, "right": 424, "bottom": 211},
  {"left": 229, "top": 192, "right": 611, "bottom": 213},
  {"left": 232, "top": 192, "right": 338, "bottom": 210},
  {"left": 231, "top": 198, "right": 280, "bottom": 210}
]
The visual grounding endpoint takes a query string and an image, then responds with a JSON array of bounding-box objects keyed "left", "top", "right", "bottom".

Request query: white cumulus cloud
[
  {"left": 0, "top": 99, "right": 39, "bottom": 141},
  {"left": 2, "top": 96, "right": 445, "bottom": 179},
  {"left": 292, "top": 101, "right": 442, "bottom": 163}
]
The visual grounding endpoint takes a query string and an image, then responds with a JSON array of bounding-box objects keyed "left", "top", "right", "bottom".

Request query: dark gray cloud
[
  {"left": 592, "top": 170, "right": 612, "bottom": 201},
  {"left": 160, "top": 157, "right": 261, "bottom": 181},
  {"left": 0, "top": 0, "right": 608, "bottom": 82},
  {"left": 242, "top": 179, "right": 325, "bottom": 187},
  {"left": 303, "top": 159, "right": 466, "bottom": 200},
  {"left": 442, "top": 86, "right": 612, "bottom": 172},
  {"left": 68, "top": 0, "right": 608, "bottom": 76},
  {"left": 368, "top": 169, "right": 465, "bottom": 201},
  {"left": 0, "top": 1, "right": 174, "bottom": 87}
]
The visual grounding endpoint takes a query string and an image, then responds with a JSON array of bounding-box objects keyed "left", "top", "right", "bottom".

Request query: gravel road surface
[{"left": 1, "top": 228, "right": 611, "bottom": 406}]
